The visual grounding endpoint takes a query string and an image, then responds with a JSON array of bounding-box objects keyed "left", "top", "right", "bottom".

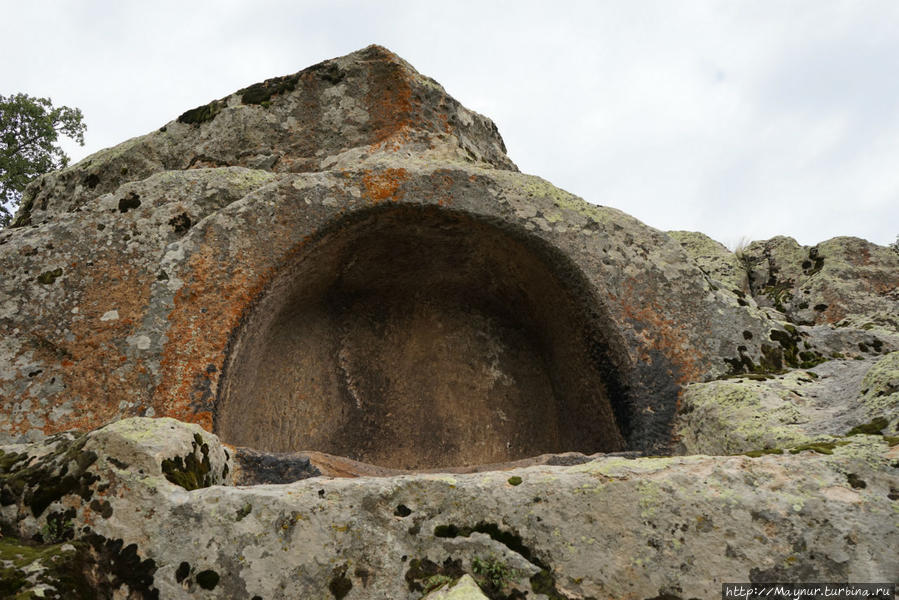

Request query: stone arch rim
[{"left": 213, "top": 200, "right": 645, "bottom": 467}]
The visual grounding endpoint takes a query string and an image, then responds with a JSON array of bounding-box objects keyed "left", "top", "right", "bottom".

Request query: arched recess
[{"left": 215, "top": 204, "right": 635, "bottom": 470}]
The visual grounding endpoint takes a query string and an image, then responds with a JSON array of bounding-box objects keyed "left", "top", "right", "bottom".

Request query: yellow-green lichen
[
  {"left": 678, "top": 380, "right": 819, "bottom": 454},
  {"left": 789, "top": 441, "right": 850, "bottom": 455},
  {"left": 858, "top": 352, "right": 899, "bottom": 416},
  {"left": 568, "top": 455, "right": 700, "bottom": 478},
  {"left": 637, "top": 480, "right": 664, "bottom": 519},
  {"left": 222, "top": 167, "right": 279, "bottom": 189},
  {"left": 0, "top": 537, "right": 88, "bottom": 598}
]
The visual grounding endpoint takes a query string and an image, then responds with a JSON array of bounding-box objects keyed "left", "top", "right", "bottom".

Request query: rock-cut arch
[{"left": 215, "top": 204, "right": 632, "bottom": 470}]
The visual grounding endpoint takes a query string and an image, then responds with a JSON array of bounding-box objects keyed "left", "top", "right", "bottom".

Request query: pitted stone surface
[
  {"left": 741, "top": 235, "right": 899, "bottom": 328},
  {"left": 2, "top": 46, "right": 899, "bottom": 598},
  {"left": 2, "top": 417, "right": 897, "bottom": 599},
  {"left": 0, "top": 47, "right": 814, "bottom": 458}
]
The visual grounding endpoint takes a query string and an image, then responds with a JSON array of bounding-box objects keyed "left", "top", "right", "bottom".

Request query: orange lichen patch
[
  {"left": 358, "top": 46, "right": 464, "bottom": 149},
  {"left": 869, "top": 272, "right": 899, "bottom": 295},
  {"left": 365, "top": 52, "right": 416, "bottom": 143},
  {"left": 426, "top": 170, "right": 460, "bottom": 207},
  {"left": 367, "top": 125, "right": 419, "bottom": 155},
  {"left": 437, "top": 112, "right": 452, "bottom": 134},
  {"left": 847, "top": 245, "right": 872, "bottom": 267},
  {"left": 152, "top": 216, "right": 316, "bottom": 430},
  {"left": 818, "top": 291, "right": 847, "bottom": 325},
  {"left": 361, "top": 168, "right": 408, "bottom": 203},
  {"left": 154, "top": 246, "right": 262, "bottom": 429},
  {"left": 620, "top": 282, "right": 704, "bottom": 387},
  {"left": 14, "top": 251, "right": 155, "bottom": 436}
]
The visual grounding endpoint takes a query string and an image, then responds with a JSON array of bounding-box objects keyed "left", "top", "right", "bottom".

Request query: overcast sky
[{"left": 3, "top": 1, "right": 898, "bottom": 247}]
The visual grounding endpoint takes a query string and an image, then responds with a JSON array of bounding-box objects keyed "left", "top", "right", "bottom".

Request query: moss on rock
[
  {"left": 36, "top": 267, "right": 63, "bottom": 285},
  {"left": 160, "top": 433, "right": 214, "bottom": 491},
  {"left": 239, "top": 73, "right": 301, "bottom": 105},
  {"left": 847, "top": 417, "right": 889, "bottom": 436},
  {"left": 788, "top": 440, "right": 850, "bottom": 455},
  {"left": 0, "top": 537, "right": 90, "bottom": 598},
  {"left": 743, "top": 448, "right": 785, "bottom": 458},
  {"left": 177, "top": 99, "right": 226, "bottom": 125},
  {"left": 0, "top": 434, "right": 98, "bottom": 518}
]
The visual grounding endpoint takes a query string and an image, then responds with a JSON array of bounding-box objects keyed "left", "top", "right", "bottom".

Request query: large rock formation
[
  {"left": 1, "top": 417, "right": 896, "bottom": 598},
  {"left": 1, "top": 46, "right": 897, "bottom": 598},
  {"left": 0, "top": 45, "right": 820, "bottom": 460}
]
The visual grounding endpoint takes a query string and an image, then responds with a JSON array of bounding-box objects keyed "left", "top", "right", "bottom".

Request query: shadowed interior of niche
[{"left": 215, "top": 205, "right": 630, "bottom": 470}]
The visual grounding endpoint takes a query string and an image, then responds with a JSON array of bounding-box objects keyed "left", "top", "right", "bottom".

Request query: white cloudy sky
[{"left": 3, "top": 1, "right": 898, "bottom": 247}]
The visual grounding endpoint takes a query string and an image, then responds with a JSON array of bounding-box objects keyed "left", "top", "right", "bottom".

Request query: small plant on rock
[
  {"left": 422, "top": 574, "right": 455, "bottom": 593},
  {"left": 731, "top": 235, "right": 757, "bottom": 289},
  {"left": 41, "top": 516, "right": 73, "bottom": 543},
  {"left": 472, "top": 555, "right": 515, "bottom": 594}
]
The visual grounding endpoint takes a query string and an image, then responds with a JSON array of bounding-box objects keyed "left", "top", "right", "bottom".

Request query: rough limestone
[
  {"left": 667, "top": 230, "right": 748, "bottom": 292},
  {"left": 1, "top": 46, "right": 849, "bottom": 460},
  {"left": 739, "top": 235, "right": 899, "bottom": 328},
  {"left": 2, "top": 417, "right": 897, "bottom": 599},
  {"left": 0, "top": 45, "right": 898, "bottom": 599}
]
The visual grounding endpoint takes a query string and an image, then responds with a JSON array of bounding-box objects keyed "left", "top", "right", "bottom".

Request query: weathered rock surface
[
  {"left": 667, "top": 230, "right": 747, "bottom": 292},
  {"left": 670, "top": 231, "right": 898, "bottom": 372},
  {"left": 1, "top": 46, "right": 898, "bottom": 598},
  {"left": 740, "top": 235, "right": 899, "bottom": 328},
  {"left": 1, "top": 417, "right": 897, "bottom": 599},
  {"left": 675, "top": 353, "right": 899, "bottom": 455},
  {"left": 0, "top": 46, "right": 817, "bottom": 462},
  {"left": 858, "top": 351, "right": 899, "bottom": 432}
]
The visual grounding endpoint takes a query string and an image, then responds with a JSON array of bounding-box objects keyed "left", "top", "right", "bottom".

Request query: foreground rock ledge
[{"left": 1, "top": 417, "right": 897, "bottom": 599}]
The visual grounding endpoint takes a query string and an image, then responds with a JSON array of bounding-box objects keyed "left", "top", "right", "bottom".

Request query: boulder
[
  {"left": 675, "top": 355, "right": 898, "bottom": 455},
  {"left": 0, "top": 46, "right": 801, "bottom": 461},
  {"left": 741, "top": 235, "right": 899, "bottom": 329},
  {"left": 1, "top": 417, "right": 897, "bottom": 599},
  {"left": 667, "top": 230, "right": 747, "bottom": 292}
]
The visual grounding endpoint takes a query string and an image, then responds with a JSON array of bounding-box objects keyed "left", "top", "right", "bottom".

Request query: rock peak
[{"left": 14, "top": 45, "right": 516, "bottom": 226}]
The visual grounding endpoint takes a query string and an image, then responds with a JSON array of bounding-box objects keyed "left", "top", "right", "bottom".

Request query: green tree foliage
[{"left": 0, "top": 93, "right": 86, "bottom": 226}]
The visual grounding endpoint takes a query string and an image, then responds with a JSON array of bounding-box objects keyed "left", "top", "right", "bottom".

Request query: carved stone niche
[{"left": 216, "top": 205, "right": 629, "bottom": 470}]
